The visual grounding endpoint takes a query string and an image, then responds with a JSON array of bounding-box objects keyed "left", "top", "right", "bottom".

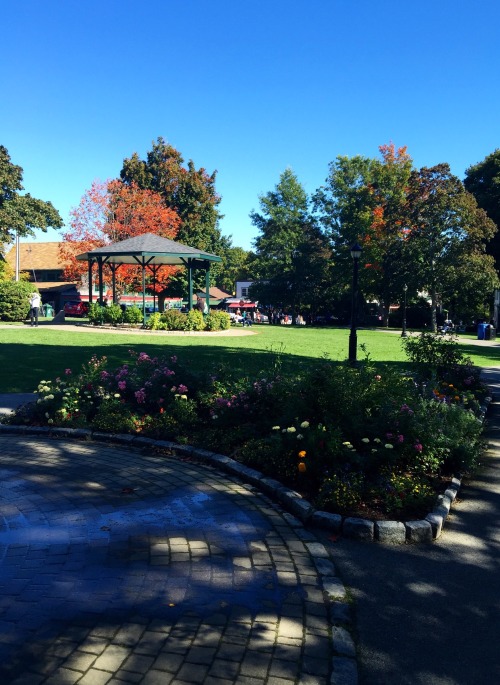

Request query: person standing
[{"left": 29, "top": 291, "right": 41, "bottom": 327}]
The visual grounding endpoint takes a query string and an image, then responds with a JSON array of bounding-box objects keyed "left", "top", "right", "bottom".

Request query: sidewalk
[
  {"left": 316, "top": 366, "right": 500, "bottom": 685},
  {"left": 0, "top": 433, "right": 352, "bottom": 685}
]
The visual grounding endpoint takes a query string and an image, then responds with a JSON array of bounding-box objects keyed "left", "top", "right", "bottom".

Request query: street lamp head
[
  {"left": 350, "top": 242, "right": 362, "bottom": 260},
  {"left": 403, "top": 284, "right": 408, "bottom": 292}
]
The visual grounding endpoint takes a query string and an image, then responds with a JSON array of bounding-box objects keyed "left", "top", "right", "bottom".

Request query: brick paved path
[{"left": 0, "top": 436, "right": 345, "bottom": 685}]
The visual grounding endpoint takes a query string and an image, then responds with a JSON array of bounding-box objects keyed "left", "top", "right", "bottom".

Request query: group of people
[{"left": 268, "top": 310, "right": 306, "bottom": 326}]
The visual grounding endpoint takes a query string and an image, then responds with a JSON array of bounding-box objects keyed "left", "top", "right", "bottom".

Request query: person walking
[{"left": 29, "top": 291, "right": 41, "bottom": 327}]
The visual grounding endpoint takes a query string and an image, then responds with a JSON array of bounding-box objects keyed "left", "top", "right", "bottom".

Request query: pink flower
[
  {"left": 118, "top": 381, "right": 126, "bottom": 390},
  {"left": 65, "top": 368, "right": 72, "bottom": 375},
  {"left": 177, "top": 384, "right": 188, "bottom": 394},
  {"left": 414, "top": 443, "right": 423, "bottom": 452}
]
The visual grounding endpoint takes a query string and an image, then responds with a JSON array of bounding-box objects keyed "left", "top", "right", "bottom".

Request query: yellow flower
[{"left": 298, "top": 450, "right": 307, "bottom": 459}]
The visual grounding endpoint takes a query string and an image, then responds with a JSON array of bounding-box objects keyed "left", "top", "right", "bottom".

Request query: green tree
[
  {"left": 405, "top": 164, "right": 498, "bottom": 329},
  {"left": 250, "top": 168, "right": 332, "bottom": 316},
  {"left": 464, "top": 149, "right": 500, "bottom": 269},
  {"left": 313, "top": 144, "right": 413, "bottom": 325},
  {"left": 0, "top": 146, "right": 63, "bottom": 243},
  {"left": 215, "top": 244, "right": 250, "bottom": 294},
  {"left": 0, "top": 280, "right": 37, "bottom": 321},
  {"left": 120, "top": 137, "right": 230, "bottom": 296}
]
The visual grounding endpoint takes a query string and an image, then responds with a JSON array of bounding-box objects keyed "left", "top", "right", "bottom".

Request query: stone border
[{"left": 0, "top": 392, "right": 491, "bottom": 545}]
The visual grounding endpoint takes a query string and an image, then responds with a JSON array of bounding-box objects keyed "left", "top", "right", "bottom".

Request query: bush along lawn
[{"left": 4, "top": 332, "right": 488, "bottom": 521}]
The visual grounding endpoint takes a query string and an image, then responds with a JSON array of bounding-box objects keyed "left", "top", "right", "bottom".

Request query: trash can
[
  {"left": 477, "top": 323, "right": 488, "bottom": 340},
  {"left": 42, "top": 304, "right": 54, "bottom": 318},
  {"left": 490, "top": 327, "right": 497, "bottom": 340}
]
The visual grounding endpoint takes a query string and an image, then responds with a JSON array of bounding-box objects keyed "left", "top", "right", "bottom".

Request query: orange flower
[
  {"left": 298, "top": 450, "right": 307, "bottom": 459},
  {"left": 298, "top": 462, "right": 307, "bottom": 473}
]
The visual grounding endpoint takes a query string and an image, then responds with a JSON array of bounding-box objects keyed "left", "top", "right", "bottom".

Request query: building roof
[
  {"left": 195, "top": 287, "right": 232, "bottom": 300},
  {"left": 4, "top": 242, "right": 68, "bottom": 271},
  {"left": 76, "top": 233, "right": 222, "bottom": 265}
]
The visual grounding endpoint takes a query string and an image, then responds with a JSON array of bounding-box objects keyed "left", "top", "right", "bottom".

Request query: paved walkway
[{"left": 0, "top": 436, "right": 348, "bottom": 685}]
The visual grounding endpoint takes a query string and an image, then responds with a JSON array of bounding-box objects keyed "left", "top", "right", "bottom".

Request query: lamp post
[
  {"left": 401, "top": 284, "right": 408, "bottom": 337},
  {"left": 348, "top": 242, "right": 362, "bottom": 365}
]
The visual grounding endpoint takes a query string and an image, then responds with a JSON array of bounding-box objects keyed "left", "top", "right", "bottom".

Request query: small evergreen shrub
[{"left": 0, "top": 281, "right": 38, "bottom": 321}]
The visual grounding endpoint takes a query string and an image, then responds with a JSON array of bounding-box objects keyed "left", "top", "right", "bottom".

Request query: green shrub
[
  {"left": 401, "top": 331, "right": 471, "bottom": 374},
  {"left": 101, "top": 304, "right": 123, "bottom": 325},
  {"left": 123, "top": 306, "right": 143, "bottom": 325},
  {"left": 160, "top": 309, "right": 187, "bottom": 330},
  {"left": 147, "top": 312, "right": 165, "bottom": 330},
  {"left": 0, "top": 281, "right": 38, "bottom": 321},
  {"left": 204, "top": 311, "right": 231, "bottom": 331},
  {"left": 185, "top": 309, "right": 204, "bottom": 331},
  {"left": 88, "top": 303, "right": 105, "bottom": 324}
]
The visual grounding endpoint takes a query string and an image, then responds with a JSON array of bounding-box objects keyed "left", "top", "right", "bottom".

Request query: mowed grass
[{"left": 1, "top": 323, "right": 499, "bottom": 393}]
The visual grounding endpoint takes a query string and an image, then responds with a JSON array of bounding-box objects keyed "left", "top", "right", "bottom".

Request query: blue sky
[{"left": 2, "top": 0, "right": 499, "bottom": 250}]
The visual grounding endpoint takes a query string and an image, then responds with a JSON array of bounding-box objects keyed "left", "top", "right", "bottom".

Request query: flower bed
[{"left": 4, "top": 333, "right": 487, "bottom": 521}]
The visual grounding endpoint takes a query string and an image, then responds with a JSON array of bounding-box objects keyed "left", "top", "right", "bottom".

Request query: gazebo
[{"left": 76, "top": 233, "right": 222, "bottom": 324}]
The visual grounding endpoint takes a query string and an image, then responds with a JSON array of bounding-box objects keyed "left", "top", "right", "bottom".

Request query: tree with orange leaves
[{"left": 59, "top": 179, "right": 181, "bottom": 295}]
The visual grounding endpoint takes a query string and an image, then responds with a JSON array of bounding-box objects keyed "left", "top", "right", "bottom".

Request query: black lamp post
[
  {"left": 348, "top": 242, "right": 362, "bottom": 365},
  {"left": 401, "top": 284, "right": 408, "bottom": 337}
]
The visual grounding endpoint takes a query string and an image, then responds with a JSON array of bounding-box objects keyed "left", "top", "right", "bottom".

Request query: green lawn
[{"left": 1, "top": 323, "right": 499, "bottom": 393}]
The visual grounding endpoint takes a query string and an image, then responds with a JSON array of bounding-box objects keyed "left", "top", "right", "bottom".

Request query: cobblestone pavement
[{"left": 0, "top": 436, "right": 351, "bottom": 685}]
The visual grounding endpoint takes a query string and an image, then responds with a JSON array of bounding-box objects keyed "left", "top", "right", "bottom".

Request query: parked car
[{"left": 64, "top": 301, "right": 90, "bottom": 317}]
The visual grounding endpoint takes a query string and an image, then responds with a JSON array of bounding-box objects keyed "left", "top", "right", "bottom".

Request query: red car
[{"left": 64, "top": 301, "right": 90, "bottom": 317}]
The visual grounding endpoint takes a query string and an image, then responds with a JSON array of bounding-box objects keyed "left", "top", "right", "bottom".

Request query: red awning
[{"left": 228, "top": 303, "right": 256, "bottom": 309}]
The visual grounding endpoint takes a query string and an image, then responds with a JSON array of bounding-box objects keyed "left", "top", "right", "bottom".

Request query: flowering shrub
[{"left": 5, "top": 336, "right": 488, "bottom": 520}]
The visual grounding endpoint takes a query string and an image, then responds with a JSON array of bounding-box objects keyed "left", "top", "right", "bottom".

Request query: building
[
  {"left": 4, "top": 242, "right": 80, "bottom": 313},
  {"left": 235, "top": 280, "right": 253, "bottom": 299}
]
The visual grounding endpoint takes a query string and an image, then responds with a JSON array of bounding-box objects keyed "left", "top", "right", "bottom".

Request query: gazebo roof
[{"left": 76, "top": 233, "right": 222, "bottom": 266}]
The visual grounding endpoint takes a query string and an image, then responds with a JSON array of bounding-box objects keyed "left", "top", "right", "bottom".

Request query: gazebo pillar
[
  {"left": 188, "top": 259, "right": 193, "bottom": 311},
  {"left": 88, "top": 259, "right": 93, "bottom": 303},
  {"left": 97, "top": 257, "right": 104, "bottom": 304},
  {"left": 205, "top": 262, "right": 210, "bottom": 315},
  {"left": 141, "top": 259, "right": 146, "bottom": 326}
]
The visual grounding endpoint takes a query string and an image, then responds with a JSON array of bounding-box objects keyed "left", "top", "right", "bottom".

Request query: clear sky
[{"left": 2, "top": 0, "right": 499, "bottom": 251}]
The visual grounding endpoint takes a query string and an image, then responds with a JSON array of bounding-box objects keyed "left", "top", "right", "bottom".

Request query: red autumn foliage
[{"left": 60, "top": 180, "right": 181, "bottom": 292}]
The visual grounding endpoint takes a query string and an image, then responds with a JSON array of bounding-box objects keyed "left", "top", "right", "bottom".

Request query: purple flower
[
  {"left": 118, "top": 381, "right": 126, "bottom": 391},
  {"left": 134, "top": 388, "right": 146, "bottom": 404}
]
